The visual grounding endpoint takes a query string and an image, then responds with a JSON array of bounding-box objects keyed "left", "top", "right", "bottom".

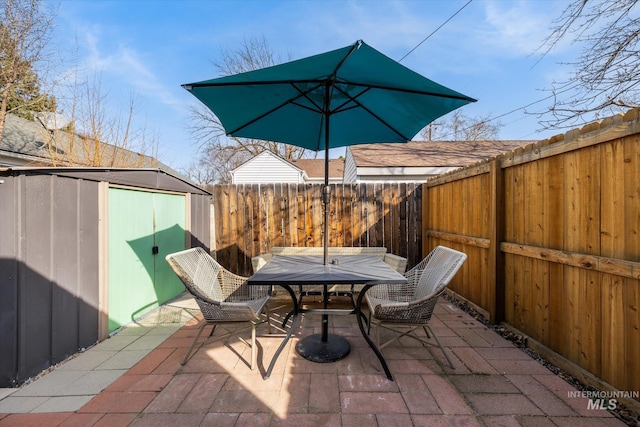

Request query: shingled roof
[
  {"left": 0, "top": 114, "right": 176, "bottom": 173},
  {"left": 290, "top": 158, "right": 344, "bottom": 179},
  {"left": 348, "top": 140, "right": 532, "bottom": 167}
]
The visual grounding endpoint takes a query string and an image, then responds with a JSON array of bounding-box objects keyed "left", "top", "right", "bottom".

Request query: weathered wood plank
[
  {"left": 489, "top": 160, "right": 504, "bottom": 323},
  {"left": 235, "top": 184, "right": 246, "bottom": 274},
  {"left": 547, "top": 153, "right": 565, "bottom": 351},
  {"left": 229, "top": 183, "right": 239, "bottom": 271},
  {"left": 426, "top": 230, "right": 490, "bottom": 248},
  {"left": 601, "top": 274, "right": 625, "bottom": 390},
  {"left": 623, "top": 134, "right": 640, "bottom": 393}
]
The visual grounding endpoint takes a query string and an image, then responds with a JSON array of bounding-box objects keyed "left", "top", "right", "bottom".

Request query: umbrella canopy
[
  {"left": 183, "top": 40, "right": 476, "bottom": 153},
  {"left": 183, "top": 40, "right": 476, "bottom": 264}
]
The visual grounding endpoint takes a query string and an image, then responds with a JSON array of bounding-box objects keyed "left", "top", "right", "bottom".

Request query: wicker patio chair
[
  {"left": 365, "top": 246, "right": 467, "bottom": 369},
  {"left": 165, "top": 247, "right": 272, "bottom": 370}
]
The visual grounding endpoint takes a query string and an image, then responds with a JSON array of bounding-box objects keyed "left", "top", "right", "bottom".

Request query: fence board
[
  {"left": 512, "top": 164, "right": 526, "bottom": 331},
  {"left": 626, "top": 277, "right": 640, "bottom": 393},
  {"left": 547, "top": 154, "right": 565, "bottom": 351},
  {"left": 229, "top": 184, "right": 239, "bottom": 271},
  {"left": 235, "top": 185, "right": 245, "bottom": 273},
  {"left": 211, "top": 183, "right": 422, "bottom": 277},
  {"left": 601, "top": 274, "right": 625, "bottom": 389},
  {"left": 624, "top": 134, "right": 640, "bottom": 394}
]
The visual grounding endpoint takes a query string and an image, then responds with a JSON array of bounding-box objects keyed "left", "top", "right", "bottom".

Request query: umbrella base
[{"left": 296, "top": 333, "right": 350, "bottom": 363}]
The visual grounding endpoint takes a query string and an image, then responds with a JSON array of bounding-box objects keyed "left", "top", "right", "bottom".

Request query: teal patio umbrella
[{"left": 183, "top": 40, "right": 476, "bottom": 264}]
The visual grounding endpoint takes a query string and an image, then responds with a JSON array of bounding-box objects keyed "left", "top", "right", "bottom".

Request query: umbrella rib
[
  {"left": 336, "top": 80, "right": 477, "bottom": 102},
  {"left": 329, "top": 86, "right": 371, "bottom": 114},
  {"left": 184, "top": 79, "right": 326, "bottom": 89},
  {"left": 225, "top": 82, "right": 324, "bottom": 135},
  {"left": 331, "top": 84, "right": 412, "bottom": 141},
  {"left": 290, "top": 82, "right": 325, "bottom": 114}
]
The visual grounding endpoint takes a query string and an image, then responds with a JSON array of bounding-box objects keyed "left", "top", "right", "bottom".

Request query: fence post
[
  {"left": 489, "top": 158, "right": 505, "bottom": 324},
  {"left": 421, "top": 183, "right": 429, "bottom": 260}
]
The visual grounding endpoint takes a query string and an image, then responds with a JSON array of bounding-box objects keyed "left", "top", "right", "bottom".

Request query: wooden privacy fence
[
  {"left": 424, "top": 109, "right": 640, "bottom": 405},
  {"left": 210, "top": 182, "right": 422, "bottom": 277}
]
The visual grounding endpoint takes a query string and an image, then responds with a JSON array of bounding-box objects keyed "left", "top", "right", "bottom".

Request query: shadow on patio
[{"left": 0, "top": 294, "right": 630, "bottom": 426}]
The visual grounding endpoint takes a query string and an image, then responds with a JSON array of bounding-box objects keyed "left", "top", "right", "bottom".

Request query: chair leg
[
  {"left": 208, "top": 325, "right": 217, "bottom": 337},
  {"left": 251, "top": 323, "right": 257, "bottom": 370},
  {"left": 182, "top": 321, "right": 209, "bottom": 366},
  {"left": 264, "top": 305, "right": 273, "bottom": 334},
  {"left": 422, "top": 325, "right": 431, "bottom": 338},
  {"left": 374, "top": 323, "right": 455, "bottom": 370},
  {"left": 425, "top": 325, "right": 456, "bottom": 369}
]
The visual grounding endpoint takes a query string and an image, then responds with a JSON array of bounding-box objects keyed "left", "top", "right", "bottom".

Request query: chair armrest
[
  {"left": 383, "top": 253, "right": 407, "bottom": 273},
  {"left": 251, "top": 253, "right": 273, "bottom": 273},
  {"left": 372, "top": 300, "right": 410, "bottom": 310}
]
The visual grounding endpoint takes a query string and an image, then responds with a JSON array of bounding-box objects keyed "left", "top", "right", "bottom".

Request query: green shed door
[{"left": 108, "top": 188, "right": 186, "bottom": 332}]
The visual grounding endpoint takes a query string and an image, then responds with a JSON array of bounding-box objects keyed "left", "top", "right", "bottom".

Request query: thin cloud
[
  {"left": 482, "top": 0, "right": 561, "bottom": 56},
  {"left": 80, "top": 26, "right": 183, "bottom": 109}
]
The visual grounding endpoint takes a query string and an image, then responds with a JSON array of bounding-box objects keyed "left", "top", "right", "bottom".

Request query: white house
[
  {"left": 231, "top": 151, "right": 344, "bottom": 184},
  {"left": 344, "top": 140, "right": 532, "bottom": 183}
]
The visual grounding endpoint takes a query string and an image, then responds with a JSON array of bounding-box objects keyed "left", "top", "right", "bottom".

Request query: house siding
[
  {"left": 343, "top": 148, "right": 357, "bottom": 183},
  {"left": 232, "top": 152, "right": 304, "bottom": 184}
]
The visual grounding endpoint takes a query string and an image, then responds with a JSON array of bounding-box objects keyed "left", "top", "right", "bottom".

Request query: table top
[{"left": 247, "top": 255, "right": 407, "bottom": 286}]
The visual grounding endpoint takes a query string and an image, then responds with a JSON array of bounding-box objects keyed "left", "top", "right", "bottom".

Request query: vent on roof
[
  {"left": 35, "top": 141, "right": 65, "bottom": 155},
  {"left": 35, "top": 112, "right": 71, "bottom": 131}
]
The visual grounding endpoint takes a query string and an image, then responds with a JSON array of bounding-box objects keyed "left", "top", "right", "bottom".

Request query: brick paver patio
[{"left": 0, "top": 297, "right": 630, "bottom": 426}]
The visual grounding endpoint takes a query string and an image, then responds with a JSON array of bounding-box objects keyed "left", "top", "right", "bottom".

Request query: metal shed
[{"left": 0, "top": 167, "right": 211, "bottom": 387}]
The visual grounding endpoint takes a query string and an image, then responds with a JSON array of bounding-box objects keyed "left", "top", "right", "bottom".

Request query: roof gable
[{"left": 231, "top": 151, "right": 303, "bottom": 173}]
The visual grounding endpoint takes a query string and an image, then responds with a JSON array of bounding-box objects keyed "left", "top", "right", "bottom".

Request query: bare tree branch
[
  {"left": 535, "top": 0, "right": 640, "bottom": 129},
  {"left": 420, "top": 111, "right": 502, "bottom": 142},
  {"left": 187, "top": 36, "right": 308, "bottom": 184},
  {"left": 0, "top": 0, "right": 56, "bottom": 137}
]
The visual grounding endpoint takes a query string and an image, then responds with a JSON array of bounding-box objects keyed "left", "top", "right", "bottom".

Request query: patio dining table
[{"left": 247, "top": 254, "right": 407, "bottom": 380}]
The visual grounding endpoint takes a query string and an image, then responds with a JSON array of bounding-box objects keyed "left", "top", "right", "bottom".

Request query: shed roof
[
  {"left": 0, "top": 167, "right": 211, "bottom": 195},
  {"left": 349, "top": 140, "right": 532, "bottom": 167}
]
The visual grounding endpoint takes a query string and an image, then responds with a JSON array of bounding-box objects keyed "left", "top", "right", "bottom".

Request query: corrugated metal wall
[
  {"left": 0, "top": 168, "right": 211, "bottom": 387},
  {"left": 0, "top": 173, "right": 100, "bottom": 386}
]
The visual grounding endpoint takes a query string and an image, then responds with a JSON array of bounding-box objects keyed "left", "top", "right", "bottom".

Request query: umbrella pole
[
  {"left": 323, "top": 82, "right": 331, "bottom": 267},
  {"left": 323, "top": 146, "right": 330, "bottom": 266},
  {"left": 322, "top": 88, "right": 331, "bottom": 344}
]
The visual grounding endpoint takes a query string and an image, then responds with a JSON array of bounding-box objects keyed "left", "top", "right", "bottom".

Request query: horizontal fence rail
[{"left": 210, "top": 182, "right": 423, "bottom": 277}]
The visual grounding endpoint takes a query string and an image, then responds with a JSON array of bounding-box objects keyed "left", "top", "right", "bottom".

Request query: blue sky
[{"left": 47, "top": 0, "right": 576, "bottom": 171}]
